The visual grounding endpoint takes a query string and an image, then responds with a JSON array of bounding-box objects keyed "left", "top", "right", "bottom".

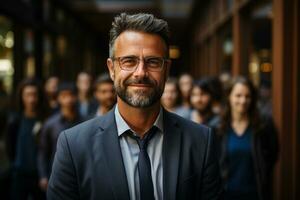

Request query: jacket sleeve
[
  {"left": 5, "top": 114, "right": 19, "bottom": 162},
  {"left": 200, "top": 128, "right": 224, "bottom": 200},
  {"left": 47, "top": 131, "right": 80, "bottom": 200}
]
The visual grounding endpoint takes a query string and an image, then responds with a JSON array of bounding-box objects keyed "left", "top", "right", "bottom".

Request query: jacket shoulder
[
  {"left": 62, "top": 109, "right": 115, "bottom": 144},
  {"left": 64, "top": 116, "right": 105, "bottom": 139},
  {"left": 43, "top": 113, "right": 61, "bottom": 128}
]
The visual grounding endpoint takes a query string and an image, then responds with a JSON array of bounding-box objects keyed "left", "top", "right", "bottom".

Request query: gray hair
[{"left": 109, "top": 13, "right": 170, "bottom": 58}]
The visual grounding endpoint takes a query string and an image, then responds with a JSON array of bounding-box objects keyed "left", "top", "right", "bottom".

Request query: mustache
[{"left": 124, "top": 77, "right": 156, "bottom": 86}]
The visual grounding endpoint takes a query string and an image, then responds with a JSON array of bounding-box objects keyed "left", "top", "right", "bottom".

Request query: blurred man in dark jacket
[
  {"left": 38, "top": 82, "right": 82, "bottom": 192},
  {"left": 6, "top": 78, "right": 45, "bottom": 200}
]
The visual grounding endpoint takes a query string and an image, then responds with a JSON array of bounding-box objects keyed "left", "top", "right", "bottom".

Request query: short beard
[
  {"left": 197, "top": 102, "right": 213, "bottom": 116},
  {"left": 115, "top": 77, "right": 163, "bottom": 108}
]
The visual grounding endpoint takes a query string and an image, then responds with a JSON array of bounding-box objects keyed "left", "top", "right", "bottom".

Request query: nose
[{"left": 132, "top": 59, "right": 148, "bottom": 78}]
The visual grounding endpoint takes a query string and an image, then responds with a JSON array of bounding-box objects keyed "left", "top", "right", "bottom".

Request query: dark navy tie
[{"left": 134, "top": 127, "right": 157, "bottom": 200}]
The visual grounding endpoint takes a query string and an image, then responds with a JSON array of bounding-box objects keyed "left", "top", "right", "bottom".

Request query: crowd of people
[
  {"left": 161, "top": 73, "right": 278, "bottom": 200},
  {"left": 0, "top": 70, "right": 278, "bottom": 200},
  {"left": 0, "top": 71, "right": 117, "bottom": 199},
  {"left": 0, "top": 12, "right": 279, "bottom": 200}
]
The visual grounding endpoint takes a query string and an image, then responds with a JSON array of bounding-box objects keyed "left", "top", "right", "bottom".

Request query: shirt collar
[{"left": 114, "top": 104, "right": 164, "bottom": 137}]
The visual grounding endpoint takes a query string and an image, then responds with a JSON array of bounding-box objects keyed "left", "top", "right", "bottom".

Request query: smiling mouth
[{"left": 128, "top": 84, "right": 152, "bottom": 88}]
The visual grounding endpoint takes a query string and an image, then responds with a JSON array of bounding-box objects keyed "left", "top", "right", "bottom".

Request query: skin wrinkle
[
  {"left": 108, "top": 31, "right": 169, "bottom": 108},
  {"left": 107, "top": 30, "right": 170, "bottom": 135}
]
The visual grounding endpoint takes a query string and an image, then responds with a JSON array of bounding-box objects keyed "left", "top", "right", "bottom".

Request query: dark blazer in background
[{"left": 47, "top": 108, "right": 223, "bottom": 200}]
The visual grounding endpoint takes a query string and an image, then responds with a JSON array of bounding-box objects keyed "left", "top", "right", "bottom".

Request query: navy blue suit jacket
[{"left": 47, "top": 108, "right": 222, "bottom": 200}]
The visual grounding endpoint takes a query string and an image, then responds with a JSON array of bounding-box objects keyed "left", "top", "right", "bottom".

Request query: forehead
[
  {"left": 78, "top": 73, "right": 90, "bottom": 81},
  {"left": 180, "top": 75, "right": 193, "bottom": 83},
  {"left": 114, "top": 31, "right": 167, "bottom": 57},
  {"left": 23, "top": 85, "right": 37, "bottom": 93},
  {"left": 96, "top": 82, "right": 113, "bottom": 90},
  {"left": 47, "top": 77, "right": 58, "bottom": 84},
  {"left": 58, "top": 90, "right": 76, "bottom": 96},
  {"left": 165, "top": 83, "right": 177, "bottom": 90},
  {"left": 193, "top": 86, "right": 208, "bottom": 94},
  {"left": 232, "top": 83, "right": 250, "bottom": 93}
]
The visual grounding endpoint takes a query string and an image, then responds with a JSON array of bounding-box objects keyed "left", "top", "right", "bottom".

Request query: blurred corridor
[{"left": 0, "top": 0, "right": 299, "bottom": 200}]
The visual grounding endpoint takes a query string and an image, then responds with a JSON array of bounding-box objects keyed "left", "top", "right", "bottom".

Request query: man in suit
[{"left": 48, "top": 13, "right": 223, "bottom": 200}]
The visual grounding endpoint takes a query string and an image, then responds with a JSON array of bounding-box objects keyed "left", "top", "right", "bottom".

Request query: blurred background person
[
  {"left": 161, "top": 77, "right": 180, "bottom": 112},
  {"left": 92, "top": 73, "right": 116, "bottom": 117},
  {"left": 38, "top": 82, "right": 82, "bottom": 192},
  {"left": 76, "top": 71, "right": 97, "bottom": 119},
  {"left": 6, "top": 78, "right": 46, "bottom": 200},
  {"left": 210, "top": 76, "right": 224, "bottom": 115},
  {"left": 178, "top": 73, "right": 193, "bottom": 108},
  {"left": 161, "top": 77, "right": 192, "bottom": 119},
  {"left": 44, "top": 76, "right": 59, "bottom": 115},
  {"left": 217, "top": 76, "right": 278, "bottom": 200},
  {"left": 257, "top": 79, "right": 272, "bottom": 118},
  {"left": 219, "top": 71, "right": 232, "bottom": 93},
  {"left": 190, "top": 78, "right": 220, "bottom": 128},
  {"left": 177, "top": 73, "right": 194, "bottom": 119}
]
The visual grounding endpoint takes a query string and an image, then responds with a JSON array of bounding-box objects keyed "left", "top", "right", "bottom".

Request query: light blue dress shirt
[{"left": 115, "top": 105, "right": 164, "bottom": 200}]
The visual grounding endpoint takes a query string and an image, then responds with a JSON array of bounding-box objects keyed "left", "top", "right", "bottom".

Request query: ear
[{"left": 107, "top": 58, "right": 115, "bottom": 81}]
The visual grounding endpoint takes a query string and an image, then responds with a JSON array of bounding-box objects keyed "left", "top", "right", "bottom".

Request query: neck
[
  {"left": 98, "top": 105, "right": 110, "bottom": 115},
  {"left": 164, "top": 104, "right": 175, "bottom": 112},
  {"left": 24, "top": 108, "right": 37, "bottom": 118},
  {"left": 47, "top": 93, "right": 56, "bottom": 100},
  {"left": 196, "top": 109, "right": 213, "bottom": 123},
  {"left": 117, "top": 98, "right": 160, "bottom": 137},
  {"left": 231, "top": 111, "right": 249, "bottom": 123},
  {"left": 79, "top": 92, "right": 88, "bottom": 102},
  {"left": 61, "top": 107, "right": 76, "bottom": 121},
  {"left": 182, "top": 99, "right": 190, "bottom": 108}
]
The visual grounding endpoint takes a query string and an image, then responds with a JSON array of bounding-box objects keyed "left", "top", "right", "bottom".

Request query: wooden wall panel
[{"left": 272, "top": 0, "right": 299, "bottom": 199}]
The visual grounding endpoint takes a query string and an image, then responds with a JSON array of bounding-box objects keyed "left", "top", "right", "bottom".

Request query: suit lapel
[
  {"left": 95, "top": 109, "right": 130, "bottom": 200},
  {"left": 163, "top": 110, "right": 182, "bottom": 200}
]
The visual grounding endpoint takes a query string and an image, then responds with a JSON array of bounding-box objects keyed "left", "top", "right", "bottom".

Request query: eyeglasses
[{"left": 112, "top": 56, "right": 169, "bottom": 72}]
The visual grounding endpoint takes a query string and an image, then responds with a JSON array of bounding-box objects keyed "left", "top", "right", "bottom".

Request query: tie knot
[{"left": 134, "top": 126, "right": 157, "bottom": 150}]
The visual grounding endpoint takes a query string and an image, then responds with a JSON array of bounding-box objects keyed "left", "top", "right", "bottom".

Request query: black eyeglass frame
[{"left": 111, "top": 56, "right": 170, "bottom": 72}]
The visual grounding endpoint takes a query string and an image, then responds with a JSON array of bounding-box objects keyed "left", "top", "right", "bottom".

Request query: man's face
[
  {"left": 22, "top": 85, "right": 38, "bottom": 111},
  {"left": 107, "top": 31, "right": 170, "bottom": 108},
  {"left": 190, "top": 86, "right": 212, "bottom": 113},
  {"left": 45, "top": 77, "right": 59, "bottom": 95},
  {"left": 58, "top": 90, "right": 77, "bottom": 109},
  {"left": 94, "top": 82, "right": 116, "bottom": 109}
]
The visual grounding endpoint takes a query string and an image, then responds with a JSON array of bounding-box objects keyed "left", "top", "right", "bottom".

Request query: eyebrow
[{"left": 118, "top": 55, "right": 164, "bottom": 58}]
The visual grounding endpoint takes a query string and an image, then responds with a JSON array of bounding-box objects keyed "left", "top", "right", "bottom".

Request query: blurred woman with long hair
[
  {"left": 6, "top": 78, "right": 46, "bottom": 200},
  {"left": 217, "top": 76, "right": 278, "bottom": 200}
]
